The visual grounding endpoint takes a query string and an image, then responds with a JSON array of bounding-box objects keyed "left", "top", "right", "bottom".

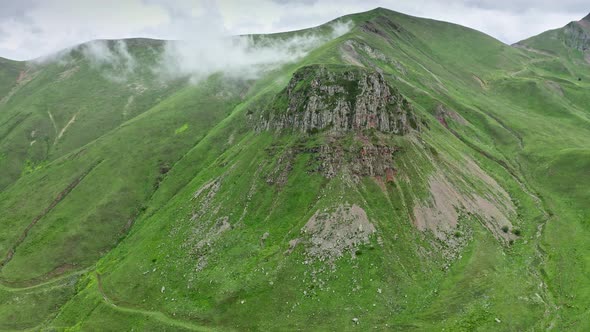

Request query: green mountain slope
[
  {"left": 1, "top": 7, "right": 589, "bottom": 331},
  {"left": 517, "top": 14, "right": 590, "bottom": 68}
]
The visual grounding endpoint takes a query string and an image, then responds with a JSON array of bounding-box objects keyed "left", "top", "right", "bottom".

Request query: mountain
[
  {"left": 517, "top": 13, "right": 590, "bottom": 65},
  {"left": 1, "top": 7, "right": 589, "bottom": 331}
]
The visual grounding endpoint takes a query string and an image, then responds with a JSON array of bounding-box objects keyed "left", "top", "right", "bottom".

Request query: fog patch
[
  {"left": 31, "top": 46, "right": 76, "bottom": 67},
  {"left": 30, "top": 19, "right": 353, "bottom": 84},
  {"left": 156, "top": 20, "right": 353, "bottom": 83},
  {"left": 81, "top": 40, "right": 137, "bottom": 82}
]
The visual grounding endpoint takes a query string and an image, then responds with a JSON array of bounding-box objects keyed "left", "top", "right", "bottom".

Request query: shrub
[
  {"left": 512, "top": 228, "right": 522, "bottom": 236},
  {"left": 501, "top": 226, "right": 509, "bottom": 233}
]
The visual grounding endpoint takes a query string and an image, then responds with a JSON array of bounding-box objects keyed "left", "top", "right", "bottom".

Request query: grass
[{"left": 0, "top": 6, "right": 589, "bottom": 331}]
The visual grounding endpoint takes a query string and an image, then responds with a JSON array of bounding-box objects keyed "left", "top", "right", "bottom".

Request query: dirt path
[
  {"left": 95, "top": 273, "right": 211, "bottom": 331},
  {"left": 509, "top": 58, "right": 557, "bottom": 78},
  {"left": 47, "top": 111, "right": 58, "bottom": 135},
  {"left": 512, "top": 44, "right": 556, "bottom": 57},
  {"left": 0, "top": 267, "right": 92, "bottom": 292},
  {"left": 54, "top": 113, "right": 78, "bottom": 144}
]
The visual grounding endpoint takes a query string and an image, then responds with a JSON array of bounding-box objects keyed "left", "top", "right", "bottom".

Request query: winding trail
[
  {"left": 95, "top": 273, "right": 212, "bottom": 331},
  {"left": 54, "top": 112, "right": 78, "bottom": 144},
  {"left": 0, "top": 267, "right": 92, "bottom": 292}
]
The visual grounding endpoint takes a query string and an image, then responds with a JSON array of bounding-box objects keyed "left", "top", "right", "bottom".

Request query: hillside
[
  {"left": 517, "top": 14, "right": 590, "bottom": 67},
  {"left": 0, "top": 7, "right": 589, "bottom": 331}
]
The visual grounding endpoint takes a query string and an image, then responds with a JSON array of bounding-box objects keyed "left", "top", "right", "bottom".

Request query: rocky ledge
[{"left": 255, "top": 64, "right": 418, "bottom": 134}]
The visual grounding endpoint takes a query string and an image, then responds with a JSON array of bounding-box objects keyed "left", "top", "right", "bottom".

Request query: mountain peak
[
  {"left": 582, "top": 13, "right": 590, "bottom": 21},
  {"left": 255, "top": 64, "right": 418, "bottom": 135}
]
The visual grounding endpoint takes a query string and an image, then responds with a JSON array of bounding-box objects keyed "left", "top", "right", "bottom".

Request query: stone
[
  {"left": 255, "top": 65, "right": 418, "bottom": 135},
  {"left": 563, "top": 22, "right": 590, "bottom": 51},
  {"left": 260, "top": 232, "right": 270, "bottom": 246}
]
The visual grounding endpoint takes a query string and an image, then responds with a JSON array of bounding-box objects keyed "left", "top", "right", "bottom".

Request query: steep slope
[
  {"left": 1, "top": 7, "right": 589, "bottom": 331},
  {"left": 0, "top": 40, "right": 250, "bottom": 330}
]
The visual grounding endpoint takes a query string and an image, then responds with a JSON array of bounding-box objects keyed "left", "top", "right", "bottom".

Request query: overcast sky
[{"left": 0, "top": 0, "right": 588, "bottom": 61}]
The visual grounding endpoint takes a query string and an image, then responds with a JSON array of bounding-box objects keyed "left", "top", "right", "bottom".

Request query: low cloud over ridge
[
  {"left": 40, "top": 19, "right": 352, "bottom": 84},
  {"left": 157, "top": 20, "right": 352, "bottom": 82}
]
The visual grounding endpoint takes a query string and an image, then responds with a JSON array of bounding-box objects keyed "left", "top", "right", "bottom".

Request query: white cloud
[
  {"left": 0, "top": 0, "right": 588, "bottom": 60},
  {"left": 157, "top": 20, "right": 352, "bottom": 82},
  {"left": 81, "top": 40, "right": 137, "bottom": 82},
  {"left": 0, "top": 0, "right": 169, "bottom": 60}
]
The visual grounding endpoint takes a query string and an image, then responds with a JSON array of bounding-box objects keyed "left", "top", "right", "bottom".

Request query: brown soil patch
[
  {"left": 463, "top": 158, "right": 514, "bottom": 206},
  {"left": 413, "top": 169, "right": 516, "bottom": 244},
  {"left": 545, "top": 81, "right": 564, "bottom": 97},
  {"left": 16, "top": 70, "right": 27, "bottom": 83},
  {"left": 340, "top": 41, "right": 365, "bottom": 67},
  {"left": 473, "top": 75, "right": 488, "bottom": 90},
  {"left": 435, "top": 104, "right": 468, "bottom": 126}
]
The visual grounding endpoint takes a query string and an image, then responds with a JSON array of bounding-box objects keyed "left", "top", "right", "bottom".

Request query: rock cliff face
[
  {"left": 305, "top": 143, "right": 398, "bottom": 180},
  {"left": 564, "top": 22, "right": 590, "bottom": 51},
  {"left": 256, "top": 65, "right": 418, "bottom": 134}
]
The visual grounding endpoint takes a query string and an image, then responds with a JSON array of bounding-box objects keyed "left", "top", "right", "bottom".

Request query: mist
[
  {"left": 81, "top": 40, "right": 137, "bottom": 82},
  {"left": 33, "top": 18, "right": 352, "bottom": 85},
  {"left": 156, "top": 20, "right": 353, "bottom": 83}
]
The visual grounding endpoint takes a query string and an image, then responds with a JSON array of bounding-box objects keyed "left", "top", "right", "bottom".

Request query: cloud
[
  {"left": 0, "top": 0, "right": 169, "bottom": 61},
  {"left": 156, "top": 20, "right": 352, "bottom": 83},
  {"left": 0, "top": 1, "right": 37, "bottom": 20},
  {"left": 32, "top": 39, "right": 140, "bottom": 82},
  {"left": 34, "top": 15, "right": 351, "bottom": 85},
  {"left": 81, "top": 40, "right": 137, "bottom": 81},
  {"left": 0, "top": 0, "right": 588, "bottom": 60}
]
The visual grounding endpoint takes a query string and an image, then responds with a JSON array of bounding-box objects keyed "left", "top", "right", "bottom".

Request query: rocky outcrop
[
  {"left": 263, "top": 136, "right": 400, "bottom": 181},
  {"left": 301, "top": 204, "right": 376, "bottom": 263},
  {"left": 305, "top": 142, "right": 398, "bottom": 180},
  {"left": 563, "top": 22, "right": 590, "bottom": 51},
  {"left": 256, "top": 65, "right": 418, "bottom": 134}
]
